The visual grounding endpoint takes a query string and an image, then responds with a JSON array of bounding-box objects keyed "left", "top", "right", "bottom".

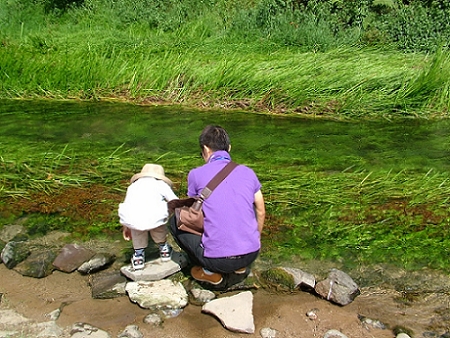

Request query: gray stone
[
  {"left": 315, "top": 268, "right": 360, "bottom": 306},
  {"left": 190, "top": 288, "right": 216, "bottom": 305},
  {"left": 1, "top": 241, "right": 31, "bottom": 269},
  {"left": 53, "top": 244, "right": 96, "bottom": 273},
  {"left": 117, "top": 324, "right": 143, "bottom": 338},
  {"left": 90, "top": 271, "right": 127, "bottom": 299},
  {"left": 358, "top": 315, "right": 387, "bottom": 330},
  {"left": 143, "top": 313, "right": 162, "bottom": 325},
  {"left": 323, "top": 329, "right": 348, "bottom": 338},
  {"left": 78, "top": 252, "right": 115, "bottom": 274},
  {"left": 0, "top": 240, "right": 5, "bottom": 263},
  {"left": 260, "top": 327, "right": 277, "bottom": 338},
  {"left": 70, "top": 323, "right": 111, "bottom": 338},
  {"left": 126, "top": 279, "right": 188, "bottom": 310},
  {"left": 202, "top": 291, "right": 255, "bottom": 334},
  {"left": 14, "top": 250, "right": 57, "bottom": 278},
  {"left": 0, "top": 224, "right": 26, "bottom": 242},
  {"left": 120, "top": 251, "right": 188, "bottom": 281},
  {"left": 280, "top": 267, "right": 315, "bottom": 290}
]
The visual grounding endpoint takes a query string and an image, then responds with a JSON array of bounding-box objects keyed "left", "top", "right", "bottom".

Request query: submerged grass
[{"left": 1, "top": 102, "right": 450, "bottom": 272}]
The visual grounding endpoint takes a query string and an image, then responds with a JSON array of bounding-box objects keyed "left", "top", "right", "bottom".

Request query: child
[{"left": 118, "top": 164, "right": 178, "bottom": 270}]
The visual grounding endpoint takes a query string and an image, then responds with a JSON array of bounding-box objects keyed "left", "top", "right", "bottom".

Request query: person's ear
[{"left": 228, "top": 145, "right": 231, "bottom": 152}]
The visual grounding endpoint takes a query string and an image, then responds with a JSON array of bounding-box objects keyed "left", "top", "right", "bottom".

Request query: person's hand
[{"left": 122, "top": 226, "right": 132, "bottom": 241}]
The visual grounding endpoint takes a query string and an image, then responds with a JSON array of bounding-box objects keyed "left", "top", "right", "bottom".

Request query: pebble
[
  {"left": 306, "top": 308, "right": 319, "bottom": 320},
  {"left": 260, "top": 327, "right": 277, "bottom": 338},
  {"left": 323, "top": 329, "right": 348, "bottom": 338},
  {"left": 143, "top": 313, "right": 162, "bottom": 326}
]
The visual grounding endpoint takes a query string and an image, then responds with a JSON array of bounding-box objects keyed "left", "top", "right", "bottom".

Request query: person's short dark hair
[{"left": 199, "top": 125, "right": 230, "bottom": 151}]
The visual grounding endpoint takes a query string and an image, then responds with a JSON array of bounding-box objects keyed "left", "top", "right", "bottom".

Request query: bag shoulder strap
[{"left": 200, "top": 161, "right": 238, "bottom": 200}]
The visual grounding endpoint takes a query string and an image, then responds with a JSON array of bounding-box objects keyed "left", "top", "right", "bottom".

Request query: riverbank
[
  {"left": 1, "top": 254, "right": 449, "bottom": 338},
  {"left": 2, "top": 0, "right": 450, "bottom": 120}
]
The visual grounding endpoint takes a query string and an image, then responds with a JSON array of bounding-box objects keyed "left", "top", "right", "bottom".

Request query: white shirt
[{"left": 118, "top": 177, "right": 178, "bottom": 231}]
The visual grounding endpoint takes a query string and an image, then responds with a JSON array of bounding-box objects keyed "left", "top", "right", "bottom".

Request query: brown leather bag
[{"left": 168, "top": 161, "right": 238, "bottom": 236}]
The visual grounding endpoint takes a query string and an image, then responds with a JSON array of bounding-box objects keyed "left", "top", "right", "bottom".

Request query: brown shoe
[{"left": 191, "top": 266, "right": 223, "bottom": 285}]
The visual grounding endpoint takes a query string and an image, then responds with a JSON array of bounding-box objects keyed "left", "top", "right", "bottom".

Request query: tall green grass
[{"left": 1, "top": 0, "right": 450, "bottom": 118}]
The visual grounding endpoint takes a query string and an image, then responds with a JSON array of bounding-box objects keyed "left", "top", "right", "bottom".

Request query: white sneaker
[
  {"left": 131, "top": 253, "right": 145, "bottom": 270},
  {"left": 159, "top": 243, "right": 172, "bottom": 262}
]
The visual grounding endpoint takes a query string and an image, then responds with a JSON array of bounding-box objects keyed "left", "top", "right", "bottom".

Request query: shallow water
[
  {"left": 1, "top": 99, "right": 450, "bottom": 336},
  {"left": 2, "top": 99, "right": 450, "bottom": 172}
]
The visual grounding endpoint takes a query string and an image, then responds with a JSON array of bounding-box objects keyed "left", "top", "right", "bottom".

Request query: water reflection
[{"left": 2, "top": 99, "right": 450, "bottom": 172}]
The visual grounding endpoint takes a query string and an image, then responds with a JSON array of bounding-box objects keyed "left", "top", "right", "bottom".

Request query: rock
[
  {"left": 280, "top": 267, "right": 316, "bottom": 290},
  {"left": 202, "top": 291, "right": 255, "bottom": 334},
  {"left": 117, "top": 324, "right": 143, "bottom": 338},
  {"left": 1, "top": 241, "right": 31, "bottom": 269},
  {"left": 120, "top": 251, "right": 188, "bottom": 281},
  {"left": 260, "top": 327, "right": 277, "bottom": 338},
  {"left": 33, "top": 321, "right": 64, "bottom": 337},
  {"left": 315, "top": 268, "right": 360, "bottom": 306},
  {"left": 358, "top": 314, "right": 387, "bottom": 330},
  {"left": 77, "top": 252, "right": 115, "bottom": 274},
  {"left": 0, "top": 309, "right": 30, "bottom": 326},
  {"left": 90, "top": 270, "right": 128, "bottom": 299},
  {"left": 189, "top": 288, "right": 216, "bottom": 305},
  {"left": 323, "top": 329, "right": 348, "bottom": 338},
  {"left": 260, "top": 267, "right": 298, "bottom": 291},
  {"left": 70, "top": 323, "right": 111, "bottom": 338},
  {"left": 143, "top": 313, "right": 162, "bottom": 325},
  {"left": 160, "top": 308, "right": 183, "bottom": 319},
  {"left": 53, "top": 244, "right": 96, "bottom": 273},
  {"left": 45, "top": 309, "right": 61, "bottom": 321},
  {"left": 306, "top": 308, "right": 319, "bottom": 320},
  {"left": 126, "top": 279, "right": 188, "bottom": 310},
  {"left": 396, "top": 334, "right": 411, "bottom": 338},
  {"left": 0, "top": 240, "right": 5, "bottom": 263},
  {"left": 14, "top": 250, "right": 57, "bottom": 278},
  {"left": 0, "top": 224, "right": 27, "bottom": 242}
]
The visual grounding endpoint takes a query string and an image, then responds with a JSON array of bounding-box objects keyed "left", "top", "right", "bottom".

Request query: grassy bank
[{"left": 1, "top": 0, "right": 450, "bottom": 119}]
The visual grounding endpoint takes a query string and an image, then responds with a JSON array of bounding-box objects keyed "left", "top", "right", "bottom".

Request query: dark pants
[{"left": 169, "top": 215, "right": 259, "bottom": 274}]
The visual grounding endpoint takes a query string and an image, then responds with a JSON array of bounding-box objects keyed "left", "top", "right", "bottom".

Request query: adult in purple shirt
[{"left": 170, "top": 125, "right": 265, "bottom": 289}]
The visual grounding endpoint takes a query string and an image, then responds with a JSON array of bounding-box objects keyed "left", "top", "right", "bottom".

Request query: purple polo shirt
[{"left": 187, "top": 151, "right": 262, "bottom": 258}]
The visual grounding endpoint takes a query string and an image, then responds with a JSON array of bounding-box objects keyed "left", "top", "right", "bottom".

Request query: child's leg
[
  {"left": 150, "top": 225, "right": 171, "bottom": 261},
  {"left": 129, "top": 229, "right": 148, "bottom": 270},
  {"left": 149, "top": 224, "right": 168, "bottom": 245},
  {"left": 130, "top": 229, "right": 149, "bottom": 250}
]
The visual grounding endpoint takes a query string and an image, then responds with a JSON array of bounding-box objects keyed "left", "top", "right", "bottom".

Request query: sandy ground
[{"left": 0, "top": 262, "right": 439, "bottom": 338}]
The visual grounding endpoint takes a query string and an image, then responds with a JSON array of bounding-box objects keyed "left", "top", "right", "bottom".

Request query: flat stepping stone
[
  {"left": 202, "top": 291, "right": 255, "bottom": 334},
  {"left": 120, "top": 251, "right": 188, "bottom": 281}
]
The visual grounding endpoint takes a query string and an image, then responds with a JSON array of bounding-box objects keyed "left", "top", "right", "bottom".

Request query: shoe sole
[
  {"left": 193, "top": 276, "right": 223, "bottom": 285},
  {"left": 160, "top": 255, "right": 171, "bottom": 262}
]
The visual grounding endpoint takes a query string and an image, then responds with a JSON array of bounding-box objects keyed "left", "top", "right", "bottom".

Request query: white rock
[
  {"left": 260, "top": 327, "right": 277, "bottom": 338},
  {"left": 202, "top": 291, "right": 254, "bottom": 334},
  {"left": 396, "top": 334, "right": 411, "bottom": 338},
  {"left": 125, "top": 279, "right": 188, "bottom": 309},
  {"left": 323, "top": 329, "right": 348, "bottom": 338},
  {"left": 0, "top": 309, "right": 30, "bottom": 325}
]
